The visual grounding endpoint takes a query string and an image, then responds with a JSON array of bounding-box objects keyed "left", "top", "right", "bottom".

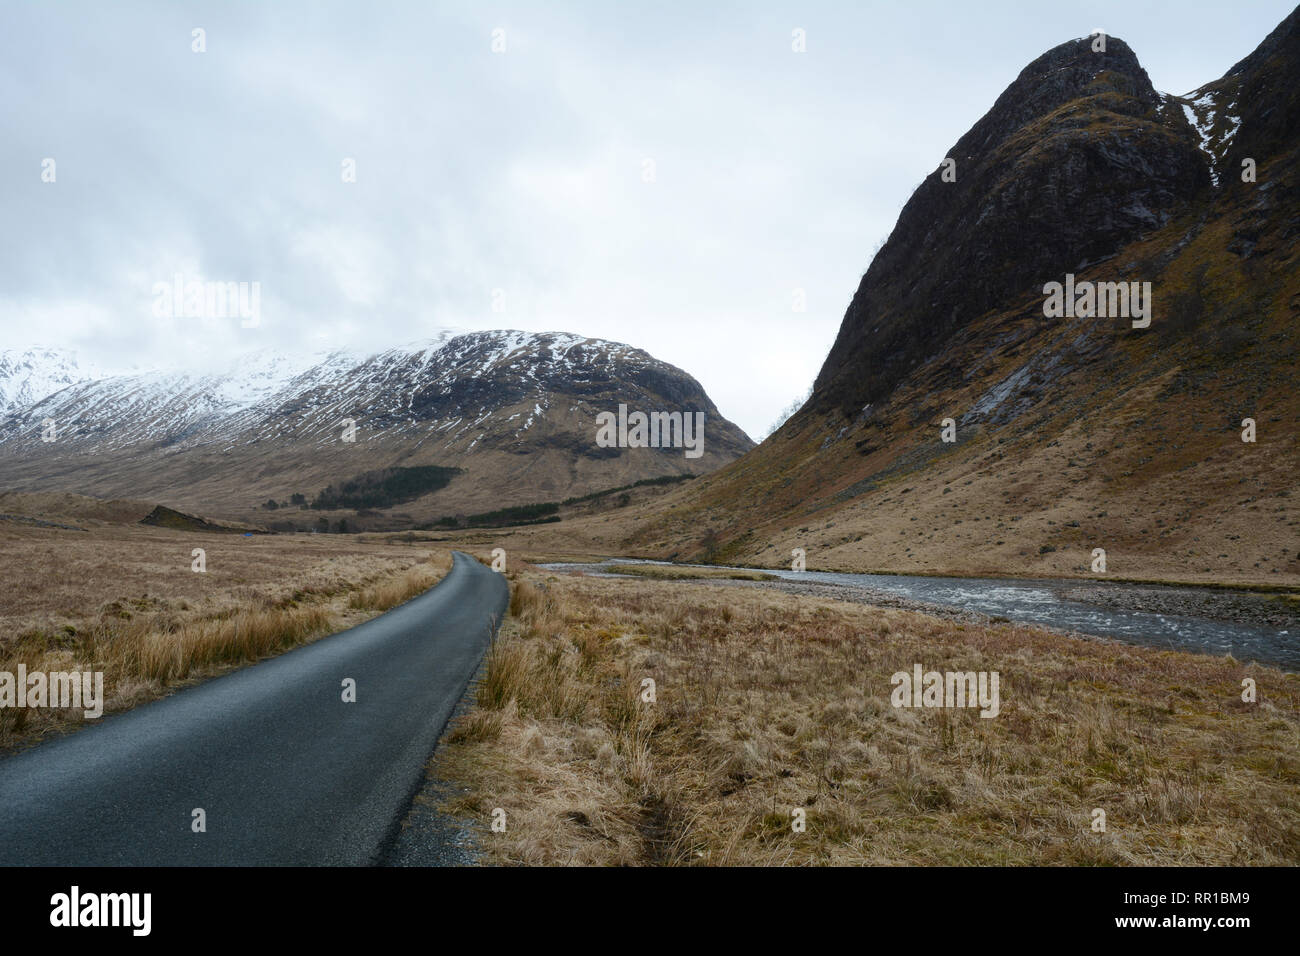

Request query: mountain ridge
[{"left": 0, "top": 330, "right": 754, "bottom": 528}]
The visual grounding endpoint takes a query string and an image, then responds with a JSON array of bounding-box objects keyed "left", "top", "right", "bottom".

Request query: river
[{"left": 540, "top": 559, "right": 1300, "bottom": 671}]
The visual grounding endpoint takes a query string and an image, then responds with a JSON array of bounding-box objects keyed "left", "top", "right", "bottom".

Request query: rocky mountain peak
[
  {"left": 813, "top": 31, "right": 1208, "bottom": 416},
  {"left": 960, "top": 34, "right": 1157, "bottom": 156}
]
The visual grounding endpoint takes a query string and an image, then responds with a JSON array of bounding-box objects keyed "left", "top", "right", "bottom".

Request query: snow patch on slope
[{"left": 1175, "top": 85, "right": 1242, "bottom": 187}]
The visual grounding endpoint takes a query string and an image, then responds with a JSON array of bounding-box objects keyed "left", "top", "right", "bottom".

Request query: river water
[{"left": 541, "top": 559, "right": 1299, "bottom": 671}]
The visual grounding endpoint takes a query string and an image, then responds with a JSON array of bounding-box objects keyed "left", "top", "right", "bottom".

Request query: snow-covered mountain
[
  {"left": 0, "top": 350, "right": 359, "bottom": 451},
  {"left": 0, "top": 331, "right": 753, "bottom": 523},
  {"left": 0, "top": 348, "right": 102, "bottom": 418}
]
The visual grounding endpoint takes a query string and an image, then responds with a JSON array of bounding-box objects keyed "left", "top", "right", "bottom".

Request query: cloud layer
[{"left": 2, "top": 0, "right": 1292, "bottom": 437}]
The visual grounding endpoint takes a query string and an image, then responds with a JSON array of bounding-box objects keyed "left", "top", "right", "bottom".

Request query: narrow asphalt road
[{"left": 0, "top": 551, "right": 508, "bottom": 865}]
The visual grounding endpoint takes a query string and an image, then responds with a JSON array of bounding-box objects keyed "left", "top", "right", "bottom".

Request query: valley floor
[
  {"left": 0, "top": 512, "right": 448, "bottom": 750},
  {"left": 428, "top": 558, "right": 1300, "bottom": 865},
  {"left": 414, "top": 490, "right": 1300, "bottom": 592}
]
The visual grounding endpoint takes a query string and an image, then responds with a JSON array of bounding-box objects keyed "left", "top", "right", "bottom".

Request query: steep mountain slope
[
  {"left": 588, "top": 13, "right": 1300, "bottom": 586},
  {"left": 815, "top": 34, "right": 1208, "bottom": 415},
  {"left": 0, "top": 331, "right": 753, "bottom": 527}
]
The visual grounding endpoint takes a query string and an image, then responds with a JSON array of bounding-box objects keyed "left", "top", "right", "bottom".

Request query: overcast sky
[{"left": 2, "top": 1, "right": 1294, "bottom": 438}]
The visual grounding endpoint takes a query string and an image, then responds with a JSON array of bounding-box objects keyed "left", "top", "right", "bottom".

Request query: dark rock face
[
  {"left": 139, "top": 504, "right": 255, "bottom": 534},
  {"left": 1220, "top": 5, "right": 1300, "bottom": 173},
  {"left": 814, "top": 35, "right": 1209, "bottom": 416}
]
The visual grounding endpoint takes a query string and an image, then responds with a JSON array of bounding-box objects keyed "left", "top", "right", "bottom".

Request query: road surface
[{"left": 0, "top": 550, "right": 508, "bottom": 865}]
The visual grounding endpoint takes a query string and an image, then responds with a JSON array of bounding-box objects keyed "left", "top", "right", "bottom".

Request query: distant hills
[{"left": 0, "top": 331, "right": 753, "bottom": 530}]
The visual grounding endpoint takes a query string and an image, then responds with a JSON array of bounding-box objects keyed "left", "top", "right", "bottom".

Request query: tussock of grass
[
  {"left": 117, "top": 603, "right": 336, "bottom": 683},
  {"left": 347, "top": 565, "right": 440, "bottom": 611},
  {"left": 433, "top": 571, "right": 1300, "bottom": 866}
]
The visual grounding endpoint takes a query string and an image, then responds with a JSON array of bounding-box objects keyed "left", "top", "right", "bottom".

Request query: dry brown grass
[
  {"left": 432, "top": 567, "right": 1300, "bottom": 865},
  {"left": 605, "top": 564, "right": 776, "bottom": 582},
  {"left": 347, "top": 565, "right": 442, "bottom": 611},
  {"left": 0, "top": 521, "right": 448, "bottom": 749}
]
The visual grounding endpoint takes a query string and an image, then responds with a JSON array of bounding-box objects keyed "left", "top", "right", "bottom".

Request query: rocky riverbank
[{"left": 1056, "top": 584, "right": 1300, "bottom": 631}]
